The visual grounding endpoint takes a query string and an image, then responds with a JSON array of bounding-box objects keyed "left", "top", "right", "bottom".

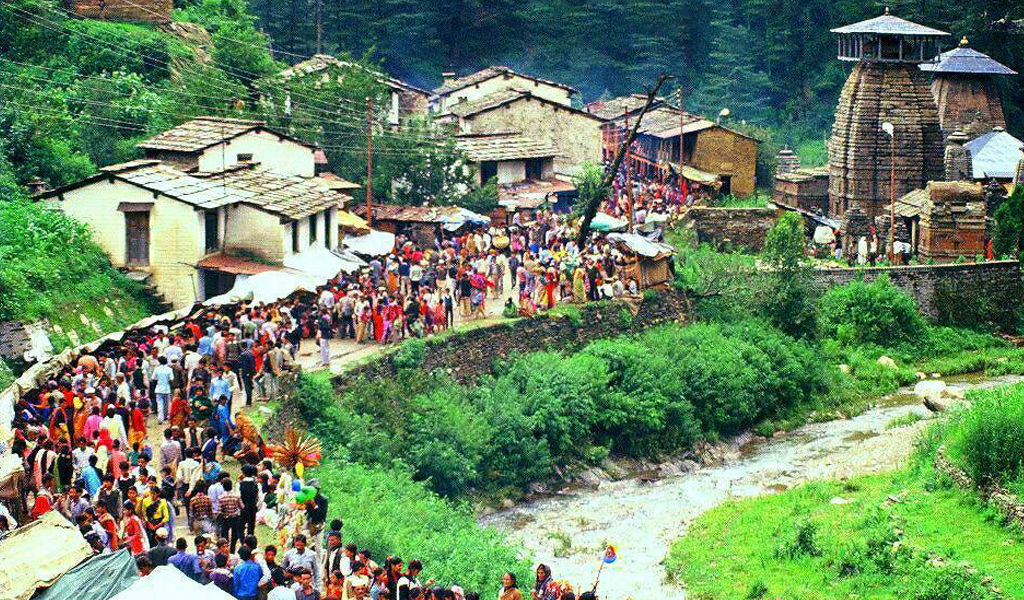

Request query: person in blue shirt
[
  {"left": 233, "top": 546, "right": 262, "bottom": 600},
  {"left": 168, "top": 537, "right": 199, "bottom": 580},
  {"left": 215, "top": 396, "right": 234, "bottom": 443},
  {"left": 198, "top": 333, "right": 214, "bottom": 357},
  {"left": 210, "top": 369, "right": 232, "bottom": 406},
  {"left": 81, "top": 454, "right": 102, "bottom": 497}
]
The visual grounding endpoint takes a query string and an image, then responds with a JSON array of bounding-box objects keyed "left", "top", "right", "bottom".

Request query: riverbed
[{"left": 479, "top": 374, "right": 1022, "bottom": 600}]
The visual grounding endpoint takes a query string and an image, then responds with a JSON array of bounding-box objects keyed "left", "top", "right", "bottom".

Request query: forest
[{"left": 245, "top": 0, "right": 1024, "bottom": 142}]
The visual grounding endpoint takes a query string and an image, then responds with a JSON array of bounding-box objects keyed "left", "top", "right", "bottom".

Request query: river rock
[
  {"left": 838, "top": 363, "right": 851, "bottom": 374},
  {"left": 830, "top": 496, "right": 851, "bottom": 504},
  {"left": 914, "top": 379, "right": 947, "bottom": 399},
  {"left": 679, "top": 459, "right": 700, "bottom": 473},
  {"left": 877, "top": 355, "right": 898, "bottom": 369},
  {"left": 599, "top": 458, "right": 630, "bottom": 480},
  {"left": 574, "top": 468, "right": 606, "bottom": 487}
]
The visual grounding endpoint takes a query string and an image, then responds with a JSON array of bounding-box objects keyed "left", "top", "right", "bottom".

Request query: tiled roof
[
  {"left": 197, "top": 166, "right": 347, "bottom": 219},
  {"left": 831, "top": 12, "right": 948, "bottom": 36},
  {"left": 137, "top": 116, "right": 315, "bottom": 154},
  {"left": 273, "top": 54, "right": 429, "bottom": 95},
  {"left": 920, "top": 40, "right": 1017, "bottom": 75},
  {"left": 98, "top": 160, "right": 249, "bottom": 209},
  {"left": 432, "top": 66, "right": 576, "bottom": 97},
  {"left": 603, "top": 104, "right": 759, "bottom": 141},
  {"left": 197, "top": 253, "right": 283, "bottom": 275},
  {"left": 498, "top": 179, "right": 576, "bottom": 209},
  {"left": 443, "top": 88, "right": 530, "bottom": 117},
  {"left": 455, "top": 132, "right": 558, "bottom": 162},
  {"left": 585, "top": 94, "right": 663, "bottom": 120},
  {"left": 353, "top": 204, "right": 462, "bottom": 223},
  {"left": 965, "top": 130, "right": 1024, "bottom": 179}
]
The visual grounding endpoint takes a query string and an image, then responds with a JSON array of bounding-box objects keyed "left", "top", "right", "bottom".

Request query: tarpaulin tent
[
  {"left": 36, "top": 549, "right": 138, "bottom": 600},
  {"left": 108, "top": 565, "right": 235, "bottom": 600},
  {"left": 342, "top": 230, "right": 396, "bottom": 256},
  {"left": 440, "top": 207, "right": 491, "bottom": 232},
  {"left": 590, "top": 212, "right": 628, "bottom": 232},
  {"left": 203, "top": 271, "right": 322, "bottom": 307},
  {"left": 0, "top": 511, "right": 92, "bottom": 600},
  {"left": 283, "top": 246, "right": 365, "bottom": 280},
  {"left": 606, "top": 233, "right": 676, "bottom": 289}
]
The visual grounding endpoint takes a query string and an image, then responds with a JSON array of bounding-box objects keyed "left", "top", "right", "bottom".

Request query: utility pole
[
  {"left": 624, "top": 108, "right": 634, "bottom": 233},
  {"left": 882, "top": 121, "right": 895, "bottom": 262},
  {"left": 314, "top": 0, "right": 324, "bottom": 54},
  {"left": 576, "top": 74, "right": 673, "bottom": 247},
  {"left": 677, "top": 88, "right": 685, "bottom": 198},
  {"left": 366, "top": 96, "right": 374, "bottom": 228}
]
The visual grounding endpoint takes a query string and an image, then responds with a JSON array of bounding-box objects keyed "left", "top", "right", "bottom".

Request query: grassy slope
[{"left": 666, "top": 469, "right": 1024, "bottom": 599}]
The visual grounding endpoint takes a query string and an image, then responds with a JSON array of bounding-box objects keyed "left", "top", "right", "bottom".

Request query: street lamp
[{"left": 882, "top": 121, "right": 895, "bottom": 262}]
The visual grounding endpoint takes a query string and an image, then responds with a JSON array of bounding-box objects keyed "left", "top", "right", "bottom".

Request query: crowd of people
[{"left": 0, "top": 172, "right": 706, "bottom": 600}]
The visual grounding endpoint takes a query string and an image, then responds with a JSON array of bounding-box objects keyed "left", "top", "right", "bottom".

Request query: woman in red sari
[{"left": 168, "top": 390, "right": 189, "bottom": 429}]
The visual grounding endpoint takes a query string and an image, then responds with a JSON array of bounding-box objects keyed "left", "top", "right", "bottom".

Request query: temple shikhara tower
[
  {"left": 921, "top": 36, "right": 1018, "bottom": 138},
  {"left": 828, "top": 10, "right": 948, "bottom": 219}
]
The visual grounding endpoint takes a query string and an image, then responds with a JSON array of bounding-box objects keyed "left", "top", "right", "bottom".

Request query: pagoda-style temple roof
[
  {"left": 831, "top": 12, "right": 949, "bottom": 36},
  {"left": 920, "top": 38, "right": 1018, "bottom": 75}
]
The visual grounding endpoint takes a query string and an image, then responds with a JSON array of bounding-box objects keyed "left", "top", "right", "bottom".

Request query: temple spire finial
[
  {"left": 959, "top": 36, "right": 969, "bottom": 47},
  {"left": 884, "top": 6, "right": 890, "bottom": 15}
]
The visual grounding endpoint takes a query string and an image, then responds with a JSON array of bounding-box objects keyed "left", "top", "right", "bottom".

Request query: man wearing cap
[{"left": 147, "top": 527, "right": 176, "bottom": 566}]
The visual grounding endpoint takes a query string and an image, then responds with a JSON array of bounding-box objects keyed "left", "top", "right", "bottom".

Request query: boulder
[{"left": 877, "top": 355, "right": 898, "bottom": 369}]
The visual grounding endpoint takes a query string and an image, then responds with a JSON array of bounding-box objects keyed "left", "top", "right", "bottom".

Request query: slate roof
[
  {"left": 353, "top": 204, "right": 461, "bottom": 223},
  {"left": 964, "top": 129, "right": 1024, "bottom": 179},
  {"left": 585, "top": 94, "right": 666, "bottom": 120},
  {"left": 455, "top": 132, "right": 559, "bottom": 162},
  {"left": 444, "top": 88, "right": 531, "bottom": 118},
  {"left": 920, "top": 39, "right": 1017, "bottom": 75},
  {"left": 273, "top": 54, "right": 429, "bottom": 95},
  {"left": 137, "top": 116, "right": 315, "bottom": 153},
  {"left": 196, "top": 165, "right": 347, "bottom": 219},
  {"left": 41, "top": 160, "right": 344, "bottom": 220},
  {"left": 433, "top": 66, "right": 577, "bottom": 97},
  {"left": 831, "top": 12, "right": 948, "bottom": 36},
  {"left": 602, "top": 104, "right": 759, "bottom": 141}
]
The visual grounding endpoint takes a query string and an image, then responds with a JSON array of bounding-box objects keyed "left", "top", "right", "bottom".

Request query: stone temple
[{"left": 828, "top": 10, "right": 947, "bottom": 220}]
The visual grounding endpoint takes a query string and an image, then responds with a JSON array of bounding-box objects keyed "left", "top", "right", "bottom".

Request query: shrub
[
  {"left": 817, "top": 276, "right": 925, "bottom": 347},
  {"left": 946, "top": 383, "right": 1024, "bottom": 486},
  {"left": 393, "top": 337, "right": 428, "bottom": 369},
  {"left": 758, "top": 212, "right": 817, "bottom": 338},
  {"left": 774, "top": 519, "right": 821, "bottom": 559}
]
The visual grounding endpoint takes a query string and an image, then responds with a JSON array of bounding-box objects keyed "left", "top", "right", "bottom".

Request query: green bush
[
  {"left": 817, "top": 276, "right": 926, "bottom": 347},
  {"left": 945, "top": 383, "right": 1024, "bottom": 487}
]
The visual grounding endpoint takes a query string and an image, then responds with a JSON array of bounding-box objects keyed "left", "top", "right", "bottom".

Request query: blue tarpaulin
[{"left": 35, "top": 549, "right": 138, "bottom": 600}]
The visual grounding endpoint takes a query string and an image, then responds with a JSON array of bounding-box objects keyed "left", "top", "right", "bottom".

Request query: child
[{"left": 326, "top": 570, "right": 345, "bottom": 600}]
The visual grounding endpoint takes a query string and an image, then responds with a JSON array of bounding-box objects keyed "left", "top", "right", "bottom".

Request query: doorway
[{"left": 125, "top": 211, "right": 150, "bottom": 267}]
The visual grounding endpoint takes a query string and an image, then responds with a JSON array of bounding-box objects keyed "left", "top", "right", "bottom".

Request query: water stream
[{"left": 479, "top": 374, "right": 1022, "bottom": 600}]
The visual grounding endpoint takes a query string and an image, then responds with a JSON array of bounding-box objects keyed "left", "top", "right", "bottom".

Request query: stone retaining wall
[
  {"left": 333, "top": 289, "right": 691, "bottom": 390},
  {"left": 812, "top": 260, "right": 1021, "bottom": 325},
  {"left": 934, "top": 447, "right": 1024, "bottom": 532},
  {"left": 681, "top": 207, "right": 782, "bottom": 252},
  {"left": 68, "top": 0, "right": 172, "bottom": 23}
]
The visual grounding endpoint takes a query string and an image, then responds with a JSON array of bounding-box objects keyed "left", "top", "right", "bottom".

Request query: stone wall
[
  {"left": 812, "top": 260, "right": 1020, "bottom": 323},
  {"left": 935, "top": 447, "right": 1024, "bottom": 533},
  {"left": 681, "top": 207, "right": 782, "bottom": 252},
  {"left": 68, "top": 0, "right": 173, "bottom": 23},
  {"left": 333, "top": 289, "right": 691, "bottom": 389}
]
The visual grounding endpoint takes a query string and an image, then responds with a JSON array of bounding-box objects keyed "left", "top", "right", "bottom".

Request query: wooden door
[{"left": 125, "top": 211, "right": 150, "bottom": 267}]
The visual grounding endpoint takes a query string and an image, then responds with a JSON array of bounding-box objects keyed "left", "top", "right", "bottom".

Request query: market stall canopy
[
  {"left": 0, "top": 511, "right": 92, "bottom": 600},
  {"left": 440, "top": 207, "right": 491, "bottom": 231},
  {"left": 203, "top": 271, "right": 322, "bottom": 307},
  {"left": 284, "top": 246, "right": 365, "bottom": 279},
  {"left": 591, "top": 212, "right": 628, "bottom": 232},
  {"left": 813, "top": 225, "right": 836, "bottom": 245},
  {"left": 678, "top": 164, "right": 721, "bottom": 185},
  {"left": 336, "top": 210, "right": 370, "bottom": 232},
  {"left": 342, "top": 229, "right": 396, "bottom": 256},
  {"left": 607, "top": 233, "right": 675, "bottom": 259},
  {"left": 36, "top": 549, "right": 138, "bottom": 600},
  {"left": 109, "top": 565, "right": 235, "bottom": 600}
]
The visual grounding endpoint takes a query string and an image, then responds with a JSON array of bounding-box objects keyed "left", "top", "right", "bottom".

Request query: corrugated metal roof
[
  {"left": 432, "top": 66, "right": 577, "bottom": 97},
  {"left": 965, "top": 130, "right": 1024, "bottom": 179},
  {"left": 455, "top": 132, "right": 558, "bottom": 162},
  {"left": 831, "top": 12, "right": 948, "bottom": 36},
  {"left": 920, "top": 41, "right": 1017, "bottom": 75}
]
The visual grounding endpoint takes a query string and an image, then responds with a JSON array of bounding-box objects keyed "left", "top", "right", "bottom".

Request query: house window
[
  {"left": 236, "top": 153, "right": 254, "bottom": 163},
  {"left": 480, "top": 161, "right": 498, "bottom": 185},
  {"left": 525, "top": 158, "right": 544, "bottom": 180},
  {"left": 204, "top": 210, "right": 219, "bottom": 253},
  {"left": 309, "top": 213, "right": 318, "bottom": 245},
  {"left": 292, "top": 221, "right": 300, "bottom": 253}
]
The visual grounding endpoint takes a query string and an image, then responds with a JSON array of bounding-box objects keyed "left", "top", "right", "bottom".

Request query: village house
[
  {"left": 437, "top": 88, "right": 603, "bottom": 177},
  {"left": 588, "top": 95, "right": 759, "bottom": 197},
  {"left": 66, "top": 0, "right": 171, "bottom": 23},
  {"left": 37, "top": 159, "right": 349, "bottom": 307},
  {"left": 454, "top": 132, "right": 558, "bottom": 186},
  {"left": 137, "top": 116, "right": 320, "bottom": 177},
  {"left": 429, "top": 66, "right": 576, "bottom": 115},
  {"left": 264, "top": 54, "right": 430, "bottom": 125}
]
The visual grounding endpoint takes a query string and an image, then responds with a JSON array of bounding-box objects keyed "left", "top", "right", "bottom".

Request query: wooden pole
[
  {"left": 889, "top": 132, "right": 895, "bottom": 262},
  {"left": 576, "top": 74, "right": 672, "bottom": 247},
  {"left": 366, "top": 96, "right": 374, "bottom": 228},
  {"left": 624, "top": 108, "right": 634, "bottom": 233}
]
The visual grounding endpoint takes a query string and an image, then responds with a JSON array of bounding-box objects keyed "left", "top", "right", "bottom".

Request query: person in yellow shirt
[{"left": 141, "top": 486, "right": 170, "bottom": 544}]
